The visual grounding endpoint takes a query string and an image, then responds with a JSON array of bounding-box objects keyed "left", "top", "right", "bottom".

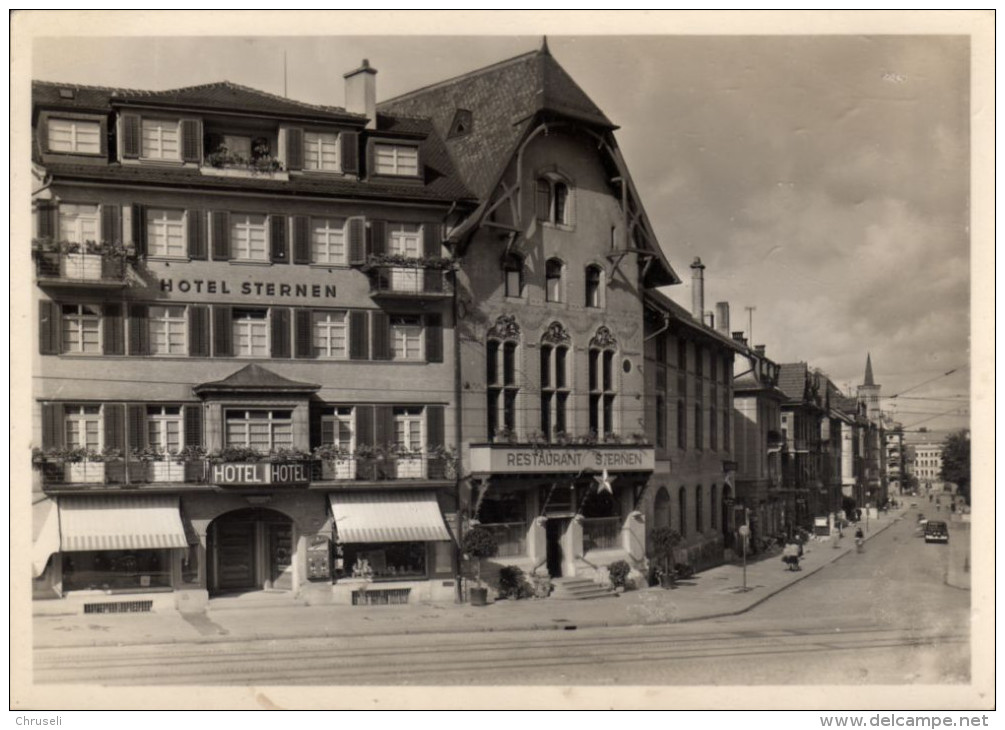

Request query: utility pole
[{"left": 745, "top": 306, "right": 756, "bottom": 345}]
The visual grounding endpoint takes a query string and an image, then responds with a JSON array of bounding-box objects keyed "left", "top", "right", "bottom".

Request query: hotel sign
[
  {"left": 160, "top": 278, "right": 336, "bottom": 299},
  {"left": 211, "top": 462, "right": 311, "bottom": 487},
  {"left": 470, "top": 446, "right": 655, "bottom": 475}
]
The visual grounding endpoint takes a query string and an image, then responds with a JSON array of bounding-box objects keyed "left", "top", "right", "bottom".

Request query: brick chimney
[
  {"left": 754, "top": 345, "right": 766, "bottom": 356},
  {"left": 715, "top": 302, "right": 730, "bottom": 335},
  {"left": 732, "top": 331, "right": 747, "bottom": 347},
  {"left": 344, "top": 59, "right": 377, "bottom": 130},
  {"left": 690, "top": 257, "right": 705, "bottom": 321}
]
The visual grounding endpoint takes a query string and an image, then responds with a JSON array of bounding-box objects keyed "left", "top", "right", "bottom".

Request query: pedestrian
[
  {"left": 854, "top": 526, "right": 865, "bottom": 553},
  {"left": 783, "top": 541, "right": 801, "bottom": 571}
]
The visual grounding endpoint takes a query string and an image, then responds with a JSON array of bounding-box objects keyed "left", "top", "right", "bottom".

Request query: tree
[{"left": 940, "top": 430, "right": 970, "bottom": 505}]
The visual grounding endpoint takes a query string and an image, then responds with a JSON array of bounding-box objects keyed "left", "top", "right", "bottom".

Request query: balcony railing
[
  {"left": 581, "top": 516, "right": 622, "bottom": 551},
  {"left": 367, "top": 264, "right": 453, "bottom": 299},
  {"left": 478, "top": 521, "right": 527, "bottom": 558},
  {"left": 34, "top": 243, "right": 129, "bottom": 286}
]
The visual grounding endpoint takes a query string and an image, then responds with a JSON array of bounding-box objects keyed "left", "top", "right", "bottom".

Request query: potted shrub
[
  {"left": 354, "top": 443, "right": 395, "bottom": 480},
  {"left": 497, "top": 565, "right": 532, "bottom": 600},
  {"left": 462, "top": 525, "right": 498, "bottom": 606},
  {"left": 313, "top": 443, "right": 354, "bottom": 480},
  {"left": 607, "top": 559, "right": 632, "bottom": 593},
  {"left": 651, "top": 527, "right": 682, "bottom": 589},
  {"left": 179, "top": 445, "right": 207, "bottom": 482},
  {"left": 426, "top": 445, "right": 458, "bottom": 480}
]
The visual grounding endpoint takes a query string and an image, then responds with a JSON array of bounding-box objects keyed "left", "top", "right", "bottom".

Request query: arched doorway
[{"left": 207, "top": 508, "right": 295, "bottom": 595}]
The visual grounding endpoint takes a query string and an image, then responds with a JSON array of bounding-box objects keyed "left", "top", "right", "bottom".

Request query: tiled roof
[
  {"left": 777, "top": 363, "right": 809, "bottom": 400},
  {"left": 644, "top": 290, "right": 746, "bottom": 353},
  {"left": 33, "top": 80, "right": 149, "bottom": 112},
  {"left": 193, "top": 364, "right": 319, "bottom": 394}
]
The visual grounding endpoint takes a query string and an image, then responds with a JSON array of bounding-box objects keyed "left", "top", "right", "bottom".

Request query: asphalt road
[{"left": 35, "top": 508, "right": 968, "bottom": 686}]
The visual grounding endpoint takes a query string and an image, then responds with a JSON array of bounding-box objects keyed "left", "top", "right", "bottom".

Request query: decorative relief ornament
[
  {"left": 590, "top": 325, "right": 618, "bottom": 349},
  {"left": 487, "top": 314, "right": 521, "bottom": 341},
  {"left": 541, "top": 321, "right": 571, "bottom": 345}
]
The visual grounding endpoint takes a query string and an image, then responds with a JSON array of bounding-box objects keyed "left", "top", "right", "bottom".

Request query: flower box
[
  {"left": 200, "top": 166, "right": 289, "bottom": 181},
  {"left": 389, "top": 267, "right": 421, "bottom": 293},
  {"left": 62, "top": 253, "right": 103, "bottom": 280},
  {"left": 147, "top": 460, "right": 186, "bottom": 483},
  {"left": 65, "top": 461, "right": 106, "bottom": 484},
  {"left": 395, "top": 456, "right": 424, "bottom": 479},
  {"left": 322, "top": 458, "right": 356, "bottom": 480}
]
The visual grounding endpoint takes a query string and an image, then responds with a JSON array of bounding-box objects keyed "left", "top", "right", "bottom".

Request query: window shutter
[
  {"left": 270, "top": 215, "right": 288, "bottom": 264},
  {"left": 370, "top": 311, "right": 391, "bottom": 361},
  {"left": 188, "top": 305, "right": 210, "bottom": 357},
  {"left": 286, "top": 127, "right": 304, "bottom": 171},
  {"left": 536, "top": 180, "right": 551, "bottom": 221},
  {"left": 349, "top": 310, "right": 369, "bottom": 360},
  {"left": 292, "top": 216, "right": 310, "bottom": 264},
  {"left": 355, "top": 405, "right": 374, "bottom": 449},
  {"left": 131, "top": 204, "right": 147, "bottom": 257},
  {"left": 184, "top": 405, "right": 203, "bottom": 451},
  {"left": 39, "top": 300, "right": 61, "bottom": 355},
  {"left": 41, "top": 403, "right": 64, "bottom": 450},
  {"left": 186, "top": 210, "right": 206, "bottom": 260},
  {"left": 374, "top": 405, "right": 394, "bottom": 447},
  {"left": 104, "top": 404, "right": 126, "bottom": 454},
  {"left": 340, "top": 131, "right": 359, "bottom": 175},
  {"left": 122, "top": 114, "right": 141, "bottom": 158},
  {"left": 211, "top": 211, "right": 230, "bottom": 261},
  {"left": 426, "top": 405, "right": 445, "bottom": 450},
  {"left": 103, "top": 303, "right": 124, "bottom": 355},
  {"left": 212, "top": 306, "right": 233, "bottom": 357},
  {"left": 423, "top": 223, "right": 441, "bottom": 258},
  {"left": 310, "top": 405, "right": 323, "bottom": 450},
  {"left": 347, "top": 217, "right": 366, "bottom": 264},
  {"left": 181, "top": 119, "right": 202, "bottom": 162},
  {"left": 295, "top": 309, "right": 314, "bottom": 359},
  {"left": 425, "top": 313, "right": 443, "bottom": 363},
  {"left": 36, "top": 202, "right": 56, "bottom": 240},
  {"left": 101, "top": 204, "right": 122, "bottom": 245},
  {"left": 424, "top": 267, "right": 444, "bottom": 294},
  {"left": 127, "top": 404, "right": 147, "bottom": 453},
  {"left": 368, "top": 220, "right": 387, "bottom": 257},
  {"left": 271, "top": 308, "right": 291, "bottom": 359}
]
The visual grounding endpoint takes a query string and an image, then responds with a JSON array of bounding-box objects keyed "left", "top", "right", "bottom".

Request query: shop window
[
  {"left": 545, "top": 258, "right": 563, "bottom": 303},
  {"left": 141, "top": 119, "right": 180, "bottom": 161},
  {"left": 62, "top": 304, "right": 102, "bottom": 354},
  {"left": 478, "top": 492, "right": 527, "bottom": 558},
  {"left": 62, "top": 549, "right": 171, "bottom": 592},
  {"left": 65, "top": 404, "right": 102, "bottom": 451},
  {"left": 225, "top": 409, "right": 293, "bottom": 451},
  {"left": 341, "top": 542, "right": 427, "bottom": 580},
  {"left": 311, "top": 217, "right": 347, "bottom": 265},
  {"left": 230, "top": 213, "right": 268, "bottom": 261},
  {"left": 390, "top": 315, "right": 424, "bottom": 361},
  {"left": 47, "top": 118, "right": 101, "bottom": 154},
  {"left": 147, "top": 405, "right": 184, "bottom": 454},
  {"left": 313, "top": 310, "right": 349, "bottom": 359},
  {"left": 232, "top": 309, "right": 269, "bottom": 357},
  {"left": 149, "top": 305, "right": 187, "bottom": 356},
  {"left": 58, "top": 203, "right": 99, "bottom": 244},
  {"left": 305, "top": 131, "right": 340, "bottom": 171}
]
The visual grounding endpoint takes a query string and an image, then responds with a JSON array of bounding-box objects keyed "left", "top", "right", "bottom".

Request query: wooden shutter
[
  {"left": 355, "top": 405, "right": 374, "bottom": 449},
  {"left": 129, "top": 304, "right": 149, "bottom": 356},
  {"left": 349, "top": 310, "right": 369, "bottom": 360},
  {"left": 292, "top": 216, "right": 310, "bottom": 264},
  {"left": 127, "top": 404, "right": 147, "bottom": 453},
  {"left": 286, "top": 127, "right": 304, "bottom": 171},
  {"left": 536, "top": 179, "right": 551, "bottom": 221},
  {"left": 104, "top": 404, "right": 126, "bottom": 454},
  {"left": 131, "top": 204, "right": 147, "bottom": 257},
  {"left": 370, "top": 311, "right": 391, "bottom": 361},
  {"left": 41, "top": 403, "right": 64, "bottom": 450},
  {"left": 187, "top": 210, "right": 207, "bottom": 260},
  {"left": 340, "top": 131, "right": 359, "bottom": 175},
  {"left": 101, "top": 204, "right": 122, "bottom": 245},
  {"left": 188, "top": 305, "right": 210, "bottom": 357},
  {"left": 423, "top": 223, "right": 441, "bottom": 258},
  {"left": 36, "top": 202, "right": 56, "bottom": 240},
  {"left": 270, "top": 215, "right": 288, "bottom": 264},
  {"left": 347, "top": 217, "right": 366, "bottom": 264},
  {"left": 122, "top": 114, "right": 141, "bottom": 159},
  {"left": 374, "top": 405, "right": 394, "bottom": 448},
  {"left": 180, "top": 119, "right": 201, "bottom": 162},
  {"left": 184, "top": 405, "right": 203, "bottom": 451},
  {"left": 212, "top": 306, "right": 233, "bottom": 357},
  {"left": 39, "top": 300, "right": 61, "bottom": 355},
  {"left": 295, "top": 309, "right": 314, "bottom": 359},
  {"left": 103, "top": 303, "right": 124, "bottom": 355},
  {"left": 211, "top": 211, "right": 230, "bottom": 261},
  {"left": 271, "top": 308, "right": 291, "bottom": 359},
  {"left": 425, "top": 313, "right": 443, "bottom": 363},
  {"left": 368, "top": 220, "right": 387, "bottom": 257},
  {"left": 310, "top": 405, "right": 323, "bottom": 450},
  {"left": 426, "top": 405, "right": 445, "bottom": 449}
]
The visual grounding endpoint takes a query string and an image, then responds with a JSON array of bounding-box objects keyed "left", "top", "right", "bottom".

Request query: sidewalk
[{"left": 33, "top": 509, "right": 906, "bottom": 649}]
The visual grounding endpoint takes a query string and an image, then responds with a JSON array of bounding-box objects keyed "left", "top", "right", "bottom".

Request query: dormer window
[
  {"left": 47, "top": 118, "right": 100, "bottom": 154},
  {"left": 374, "top": 143, "right": 419, "bottom": 177},
  {"left": 141, "top": 118, "right": 180, "bottom": 160},
  {"left": 304, "top": 132, "right": 339, "bottom": 171}
]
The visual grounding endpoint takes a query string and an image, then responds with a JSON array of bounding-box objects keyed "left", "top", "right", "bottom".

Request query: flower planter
[
  {"left": 322, "top": 458, "right": 355, "bottom": 480},
  {"left": 389, "top": 267, "right": 421, "bottom": 293},
  {"left": 469, "top": 587, "right": 489, "bottom": 606},
  {"left": 65, "top": 461, "right": 106, "bottom": 484},
  {"left": 200, "top": 166, "right": 289, "bottom": 181},
  {"left": 147, "top": 460, "right": 186, "bottom": 483},
  {"left": 62, "top": 253, "right": 103, "bottom": 280},
  {"left": 395, "top": 456, "right": 424, "bottom": 479}
]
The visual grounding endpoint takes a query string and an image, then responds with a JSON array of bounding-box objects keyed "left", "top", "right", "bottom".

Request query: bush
[
  {"left": 498, "top": 566, "right": 532, "bottom": 599},
  {"left": 462, "top": 526, "right": 498, "bottom": 588},
  {"left": 607, "top": 560, "right": 631, "bottom": 589}
]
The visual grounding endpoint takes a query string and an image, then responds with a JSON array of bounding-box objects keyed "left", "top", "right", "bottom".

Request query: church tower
[{"left": 858, "top": 353, "right": 882, "bottom": 421}]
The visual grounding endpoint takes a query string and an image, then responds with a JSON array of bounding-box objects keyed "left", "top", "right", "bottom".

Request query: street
[{"left": 34, "top": 508, "right": 968, "bottom": 686}]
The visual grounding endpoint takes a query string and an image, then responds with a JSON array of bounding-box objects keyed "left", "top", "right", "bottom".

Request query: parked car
[{"left": 924, "top": 520, "right": 949, "bottom": 544}]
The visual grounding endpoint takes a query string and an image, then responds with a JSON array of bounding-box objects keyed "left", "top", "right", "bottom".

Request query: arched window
[
  {"left": 695, "top": 403, "right": 703, "bottom": 450},
  {"left": 545, "top": 258, "right": 563, "bottom": 303},
  {"left": 536, "top": 176, "right": 573, "bottom": 226},
  {"left": 710, "top": 484, "right": 718, "bottom": 532},
  {"left": 486, "top": 315, "right": 521, "bottom": 439},
  {"left": 588, "top": 326, "right": 618, "bottom": 437},
  {"left": 677, "top": 400, "right": 687, "bottom": 449},
  {"left": 654, "top": 487, "right": 671, "bottom": 530},
  {"left": 502, "top": 252, "right": 524, "bottom": 299},
  {"left": 696, "top": 485, "right": 704, "bottom": 533},
  {"left": 540, "top": 322, "right": 571, "bottom": 440},
  {"left": 678, "top": 486, "right": 687, "bottom": 537},
  {"left": 585, "top": 265, "right": 604, "bottom": 308}
]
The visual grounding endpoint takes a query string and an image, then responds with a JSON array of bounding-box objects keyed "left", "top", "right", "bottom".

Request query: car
[{"left": 924, "top": 520, "right": 949, "bottom": 543}]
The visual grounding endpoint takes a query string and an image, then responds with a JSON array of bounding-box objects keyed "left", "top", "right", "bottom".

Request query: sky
[{"left": 24, "top": 13, "right": 980, "bottom": 434}]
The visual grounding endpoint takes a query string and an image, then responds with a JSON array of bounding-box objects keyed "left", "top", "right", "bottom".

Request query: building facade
[{"left": 777, "top": 363, "right": 828, "bottom": 529}]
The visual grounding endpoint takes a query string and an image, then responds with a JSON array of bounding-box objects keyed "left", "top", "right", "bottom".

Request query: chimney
[
  {"left": 690, "top": 257, "right": 705, "bottom": 320},
  {"left": 754, "top": 345, "right": 766, "bottom": 356},
  {"left": 715, "top": 302, "right": 730, "bottom": 335},
  {"left": 344, "top": 59, "right": 377, "bottom": 130},
  {"left": 732, "top": 331, "right": 747, "bottom": 347},
  {"left": 703, "top": 312, "right": 715, "bottom": 328}
]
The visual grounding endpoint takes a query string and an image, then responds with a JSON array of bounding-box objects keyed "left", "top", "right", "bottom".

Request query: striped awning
[
  {"left": 33, "top": 496, "right": 61, "bottom": 577},
  {"left": 59, "top": 496, "right": 189, "bottom": 551},
  {"left": 329, "top": 492, "right": 453, "bottom": 543}
]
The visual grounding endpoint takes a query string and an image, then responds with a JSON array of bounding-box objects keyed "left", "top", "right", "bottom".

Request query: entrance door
[
  {"left": 545, "top": 519, "right": 566, "bottom": 578},
  {"left": 216, "top": 521, "right": 256, "bottom": 591}
]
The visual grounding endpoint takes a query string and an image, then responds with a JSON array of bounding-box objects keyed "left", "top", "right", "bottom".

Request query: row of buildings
[{"left": 29, "top": 42, "right": 890, "bottom": 612}]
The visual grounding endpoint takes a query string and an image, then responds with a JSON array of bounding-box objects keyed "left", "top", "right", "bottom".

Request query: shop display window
[
  {"left": 339, "top": 542, "right": 426, "bottom": 581},
  {"left": 62, "top": 549, "right": 171, "bottom": 592}
]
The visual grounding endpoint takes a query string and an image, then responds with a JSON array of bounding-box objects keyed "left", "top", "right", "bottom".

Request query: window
[
  {"left": 653, "top": 487, "right": 671, "bottom": 530},
  {"left": 230, "top": 214, "right": 268, "bottom": 261},
  {"left": 388, "top": 223, "right": 422, "bottom": 258},
  {"left": 141, "top": 118, "right": 180, "bottom": 160},
  {"left": 710, "top": 484, "right": 718, "bottom": 532},
  {"left": 656, "top": 395, "right": 666, "bottom": 449},
  {"left": 696, "top": 485, "right": 704, "bottom": 533},
  {"left": 149, "top": 305, "right": 187, "bottom": 356},
  {"left": 545, "top": 258, "right": 563, "bottom": 303},
  {"left": 147, "top": 209, "right": 186, "bottom": 258},
  {"left": 65, "top": 405, "right": 101, "bottom": 450},
  {"left": 487, "top": 339, "right": 519, "bottom": 438},
  {"left": 48, "top": 118, "right": 101, "bottom": 154},
  {"left": 305, "top": 132, "right": 339, "bottom": 171},
  {"left": 585, "top": 265, "right": 603, "bottom": 308},
  {"left": 223, "top": 135, "right": 252, "bottom": 160},
  {"left": 503, "top": 254, "right": 524, "bottom": 298},
  {"left": 58, "top": 204, "right": 99, "bottom": 244},
  {"left": 147, "top": 406, "right": 183, "bottom": 454},
  {"left": 233, "top": 309, "right": 269, "bottom": 357},
  {"left": 321, "top": 407, "right": 354, "bottom": 451},
  {"left": 63, "top": 549, "right": 171, "bottom": 592},
  {"left": 540, "top": 343, "right": 570, "bottom": 438},
  {"left": 394, "top": 407, "right": 424, "bottom": 453},
  {"left": 225, "top": 409, "right": 293, "bottom": 451},
  {"left": 589, "top": 346, "right": 616, "bottom": 436},
  {"left": 313, "top": 311, "right": 348, "bottom": 359},
  {"left": 536, "top": 177, "right": 572, "bottom": 225},
  {"left": 374, "top": 144, "right": 419, "bottom": 176},
  {"left": 311, "top": 218, "right": 347, "bottom": 265},
  {"left": 695, "top": 404, "right": 703, "bottom": 450},
  {"left": 62, "top": 304, "right": 101, "bottom": 354},
  {"left": 678, "top": 486, "right": 687, "bottom": 537},
  {"left": 677, "top": 400, "right": 687, "bottom": 449},
  {"left": 391, "top": 315, "right": 423, "bottom": 361},
  {"left": 340, "top": 542, "right": 426, "bottom": 581}
]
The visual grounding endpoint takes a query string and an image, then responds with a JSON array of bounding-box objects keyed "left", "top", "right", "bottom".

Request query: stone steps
[{"left": 549, "top": 577, "right": 616, "bottom": 601}]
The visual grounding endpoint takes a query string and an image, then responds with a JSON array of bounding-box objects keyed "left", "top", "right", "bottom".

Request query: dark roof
[
  {"left": 863, "top": 352, "right": 876, "bottom": 387},
  {"left": 777, "top": 363, "right": 809, "bottom": 400},
  {"left": 193, "top": 364, "right": 319, "bottom": 395},
  {"left": 644, "top": 290, "right": 746, "bottom": 353},
  {"left": 33, "top": 80, "right": 148, "bottom": 113}
]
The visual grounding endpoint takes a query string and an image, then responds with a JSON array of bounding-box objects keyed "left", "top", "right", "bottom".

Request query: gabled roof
[
  {"left": 193, "top": 364, "right": 319, "bottom": 395},
  {"left": 33, "top": 80, "right": 148, "bottom": 114},
  {"left": 644, "top": 289, "right": 746, "bottom": 353},
  {"left": 777, "top": 363, "right": 809, "bottom": 400}
]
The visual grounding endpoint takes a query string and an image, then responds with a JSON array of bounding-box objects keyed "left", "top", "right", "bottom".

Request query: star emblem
[{"left": 594, "top": 468, "right": 613, "bottom": 495}]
